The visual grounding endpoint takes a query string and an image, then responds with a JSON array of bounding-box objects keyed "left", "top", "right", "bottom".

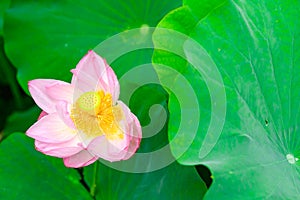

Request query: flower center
[{"left": 71, "top": 90, "right": 124, "bottom": 140}]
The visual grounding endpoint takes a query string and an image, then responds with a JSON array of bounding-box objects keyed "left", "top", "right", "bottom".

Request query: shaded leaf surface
[
  {"left": 3, "top": 106, "right": 40, "bottom": 138},
  {"left": 84, "top": 161, "right": 206, "bottom": 199}
]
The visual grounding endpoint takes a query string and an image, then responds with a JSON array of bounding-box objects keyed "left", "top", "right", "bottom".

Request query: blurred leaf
[
  {"left": 0, "top": 133, "right": 92, "bottom": 200},
  {"left": 0, "top": 37, "right": 9, "bottom": 84},
  {"left": 3, "top": 105, "right": 40, "bottom": 138},
  {"left": 4, "top": 0, "right": 182, "bottom": 93},
  {"left": 0, "top": 0, "right": 10, "bottom": 36},
  {"left": 0, "top": 0, "right": 25, "bottom": 107},
  {"left": 0, "top": 87, "right": 14, "bottom": 131},
  {"left": 153, "top": 0, "right": 300, "bottom": 199},
  {"left": 0, "top": 0, "right": 11, "bottom": 84}
]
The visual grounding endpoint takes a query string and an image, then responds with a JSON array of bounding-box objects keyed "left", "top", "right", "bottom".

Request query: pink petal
[
  {"left": 71, "top": 51, "right": 105, "bottom": 92},
  {"left": 26, "top": 113, "right": 76, "bottom": 143},
  {"left": 28, "top": 79, "right": 64, "bottom": 113},
  {"left": 63, "top": 150, "right": 98, "bottom": 168},
  {"left": 45, "top": 81, "right": 74, "bottom": 103},
  {"left": 38, "top": 111, "right": 48, "bottom": 120},
  {"left": 104, "top": 66, "right": 120, "bottom": 103},
  {"left": 87, "top": 101, "right": 142, "bottom": 162},
  {"left": 117, "top": 101, "right": 142, "bottom": 160},
  {"left": 55, "top": 101, "right": 75, "bottom": 129},
  {"left": 71, "top": 50, "right": 120, "bottom": 103},
  {"left": 87, "top": 135, "right": 128, "bottom": 162},
  {"left": 123, "top": 114, "right": 142, "bottom": 160},
  {"left": 35, "top": 136, "right": 83, "bottom": 158}
]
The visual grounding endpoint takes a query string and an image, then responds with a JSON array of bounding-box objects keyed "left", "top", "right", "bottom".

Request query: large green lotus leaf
[
  {"left": 4, "top": 0, "right": 181, "bottom": 93},
  {"left": 153, "top": 0, "right": 300, "bottom": 198},
  {"left": 0, "top": 133, "right": 92, "bottom": 200},
  {"left": 84, "top": 84, "right": 207, "bottom": 199}
]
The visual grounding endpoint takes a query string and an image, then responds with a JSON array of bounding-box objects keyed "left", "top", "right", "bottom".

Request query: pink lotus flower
[{"left": 26, "top": 50, "right": 142, "bottom": 168}]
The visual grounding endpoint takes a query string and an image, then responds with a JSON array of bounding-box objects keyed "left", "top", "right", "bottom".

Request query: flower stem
[{"left": 90, "top": 161, "right": 98, "bottom": 198}]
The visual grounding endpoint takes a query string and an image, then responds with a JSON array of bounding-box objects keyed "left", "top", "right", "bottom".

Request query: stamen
[{"left": 71, "top": 90, "right": 124, "bottom": 140}]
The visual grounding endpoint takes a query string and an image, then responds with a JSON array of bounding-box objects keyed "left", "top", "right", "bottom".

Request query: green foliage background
[{"left": 1, "top": 0, "right": 299, "bottom": 199}]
